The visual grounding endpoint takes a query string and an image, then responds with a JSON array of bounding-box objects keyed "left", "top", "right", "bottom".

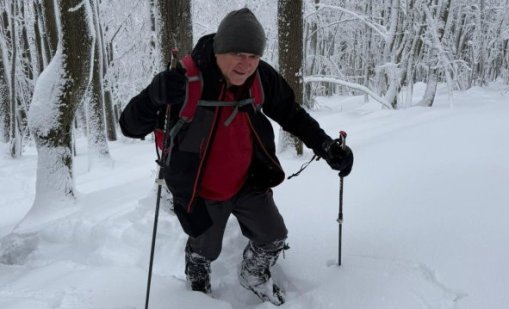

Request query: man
[{"left": 120, "top": 8, "right": 353, "bottom": 306}]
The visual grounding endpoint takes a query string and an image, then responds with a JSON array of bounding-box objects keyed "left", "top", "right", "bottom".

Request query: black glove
[
  {"left": 148, "top": 67, "right": 187, "bottom": 106},
  {"left": 320, "top": 139, "right": 354, "bottom": 177}
]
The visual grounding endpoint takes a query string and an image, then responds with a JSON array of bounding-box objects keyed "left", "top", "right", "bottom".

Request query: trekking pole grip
[
  {"left": 170, "top": 48, "right": 179, "bottom": 70},
  {"left": 339, "top": 131, "right": 347, "bottom": 150}
]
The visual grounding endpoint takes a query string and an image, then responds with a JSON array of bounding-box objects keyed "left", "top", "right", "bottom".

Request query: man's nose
[{"left": 238, "top": 55, "right": 252, "bottom": 67}]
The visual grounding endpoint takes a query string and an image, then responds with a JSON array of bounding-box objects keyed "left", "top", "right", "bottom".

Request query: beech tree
[
  {"left": 8, "top": 0, "right": 20, "bottom": 157},
  {"left": 86, "top": 0, "right": 111, "bottom": 165},
  {"left": 157, "top": 0, "right": 193, "bottom": 66},
  {"left": 32, "top": 0, "right": 46, "bottom": 71},
  {"left": 278, "top": 0, "right": 304, "bottom": 155},
  {"left": 26, "top": 0, "right": 94, "bottom": 219},
  {"left": 40, "top": 0, "right": 58, "bottom": 60},
  {"left": 0, "top": 3, "right": 9, "bottom": 143}
]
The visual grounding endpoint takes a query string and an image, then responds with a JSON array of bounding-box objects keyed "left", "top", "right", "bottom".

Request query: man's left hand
[{"left": 322, "top": 139, "right": 354, "bottom": 177}]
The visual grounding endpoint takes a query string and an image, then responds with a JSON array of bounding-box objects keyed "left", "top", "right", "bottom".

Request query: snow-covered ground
[{"left": 1, "top": 83, "right": 508, "bottom": 309}]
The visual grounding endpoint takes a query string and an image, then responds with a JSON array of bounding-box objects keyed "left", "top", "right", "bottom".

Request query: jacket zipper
[
  {"left": 186, "top": 84, "right": 226, "bottom": 212},
  {"left": 246, "top": 116, "right": 284, "bottom": 173}
]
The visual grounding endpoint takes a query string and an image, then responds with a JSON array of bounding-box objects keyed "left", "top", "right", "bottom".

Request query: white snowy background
[{"left": 1, "top": 81, "right": 508, "bottom": 309}]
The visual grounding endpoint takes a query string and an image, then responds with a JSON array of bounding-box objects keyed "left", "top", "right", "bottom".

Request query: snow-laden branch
[
  {"left": 422, "top": 5, "right": 458, "bottom": 91},
  {"left": 304, "top": 75, "right": 393, "bottom": 109},
  {"left": 316, "top": 4, "right": 388, "bottom": 41},
  {"left": 68, "top": 1, "right": 87, "bottom": 12}
]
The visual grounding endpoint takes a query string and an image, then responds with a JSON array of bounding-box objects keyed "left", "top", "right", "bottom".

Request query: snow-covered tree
[
  {"left": 86, "top": 0, "right": 111, "bottom": 167},
  {"left": 301, "top": 0, "right": 509, "bottom": 109},
  {"left": 8, "top": 0, "right": 21, "bottom": 157},
  {"left": 24, "top": 0, "right": 94, "bottom": 226},
  {"left": 0, "top": 3, "right": 9, "bottom": 143},
  {"left": 32, "top": 0, "right": 46, "bottom": 72},
  {"left": 97, "top": 12, "right": 117, "bottom": 143}
]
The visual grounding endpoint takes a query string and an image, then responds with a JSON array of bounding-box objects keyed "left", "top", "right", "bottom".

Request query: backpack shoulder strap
[
  {"left": 179, "top": 55, "right": 203, "bottom": 122},
  {"left": 175, "top": 56, "right": 265, "bottom": 127},
  {"left": 250, "top": 71, "right": 264, "bottom": 110}
]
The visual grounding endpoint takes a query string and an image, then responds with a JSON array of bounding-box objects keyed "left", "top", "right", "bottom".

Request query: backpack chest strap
[{"left": 198, "top": 98, "right": 254, "bottom": 126}]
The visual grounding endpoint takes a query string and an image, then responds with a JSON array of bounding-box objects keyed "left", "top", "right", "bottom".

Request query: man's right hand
[{"left": 148, "top": 68, "right": 187, "bottom": 106}]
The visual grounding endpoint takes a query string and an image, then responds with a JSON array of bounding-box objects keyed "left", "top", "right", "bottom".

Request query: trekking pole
[
  {"left": 337, "top": 131, "right": 347, "bottom": 266},
  {"left": 145, "top": 48, "right": 179, "bottom": 309}
]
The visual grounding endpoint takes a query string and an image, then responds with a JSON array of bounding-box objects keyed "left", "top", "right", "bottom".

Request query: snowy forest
[
  {"left": 2, "top": 0, "right": 508, "bottom": 161},
  {"left": 1, "top": 0, "right": 509, "bottom": 308}
]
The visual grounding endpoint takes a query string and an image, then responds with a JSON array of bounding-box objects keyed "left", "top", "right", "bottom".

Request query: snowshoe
[
  {"left": 239, "top": 265, "right": 285, "bottom": 305},
  {"left": 238, "top": 241, "right": 287, "bottom": 305},
  {"left": 185, "top": 244, "right": 211, "bottom": 294},
  {"left": 187, "top": 276, "right": 211, "bottom": 294}
]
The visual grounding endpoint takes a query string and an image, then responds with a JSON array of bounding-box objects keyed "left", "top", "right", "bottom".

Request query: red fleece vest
[{"left": 199, "top": 89, "right": 253, "bottom": 201}]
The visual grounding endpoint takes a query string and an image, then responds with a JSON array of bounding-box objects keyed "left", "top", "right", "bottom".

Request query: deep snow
[{"left": 1, "top": 83, "right": 508, "bottom": 308}]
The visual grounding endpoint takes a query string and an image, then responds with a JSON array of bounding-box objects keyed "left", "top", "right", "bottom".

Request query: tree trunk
[
  {"left": 381, "top": 0, "right": 401, "bottom": 108},
  {"left": 17, "top": 0, "right": 33, "bottom": 142},
  {"left": 0, "top": 7, "right": 9, "bottom": 143},
  {"left": 420, "top": 69, "right": 438, "bottom": 107},
  {"left": 33, "top": 0, "right": 45, "bottom": 74},
  {"left": 9, "top": 0, "right": 20, "bottom": 158},
  {"left": 92, "top": 0, "right": 116, "bottom": 141},
  {"left": 476, "top": 0, "right": 486, "bottom": 86},
  {"left": 363, "top": 0, "right": 374, "bottom": 103},
  {"left": 149, "top": 0, "right": 157, "bottom": 52},
  {"left": 40, "top": 0, "right": 58, "bottom": 59},
  {"left": 103, "top": 89, "right": 116, "bottom": 141},
  {"left": 419, "top": 0, "right": 453, "bottom": 107},
  {"left": 157, "top": 0, "right": 193, "bottom": 66},
  {"left": 34, "top": 0, "right": 50, "bottom": 67},
  {"left": 86, "top": 0, "right": 111, "bottom": 166},
  {"left": 27, "top": 0, "right": 94, "bottom": 212},
  {"left": 278, "top": 0, "right": 304, "bottom": 155},
  {"left": 304, "top": 0, "right": 319, "bottom": 108},
  {"left": 20, "top": 1, "right": 33, "bottom": 82}
]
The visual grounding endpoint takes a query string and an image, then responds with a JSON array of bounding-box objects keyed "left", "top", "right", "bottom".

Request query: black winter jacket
[{"left": 120, "top": 34, "right": 331, "bottom": 236}]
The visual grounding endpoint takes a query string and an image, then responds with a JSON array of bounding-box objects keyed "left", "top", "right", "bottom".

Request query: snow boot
[
  {"left": 239, "top": 240, "right": 287, "bottom": 306},
  {"left": 185, "top": 244, "right": 211, "bottom": 294}
]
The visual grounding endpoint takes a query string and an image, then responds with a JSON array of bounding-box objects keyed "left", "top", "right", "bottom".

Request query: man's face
[{"left": 216, "top": 52, "right": 260, "bottom": 86}]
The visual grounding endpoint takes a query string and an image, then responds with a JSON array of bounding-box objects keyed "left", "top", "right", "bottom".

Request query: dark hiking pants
[{"left": 186, "top": 188, "right": 288, "bottom": 261}]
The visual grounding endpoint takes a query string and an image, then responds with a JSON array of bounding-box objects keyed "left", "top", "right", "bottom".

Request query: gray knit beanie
[{"left": 213, "top": 8, "right": 266, "bottom": 56}]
